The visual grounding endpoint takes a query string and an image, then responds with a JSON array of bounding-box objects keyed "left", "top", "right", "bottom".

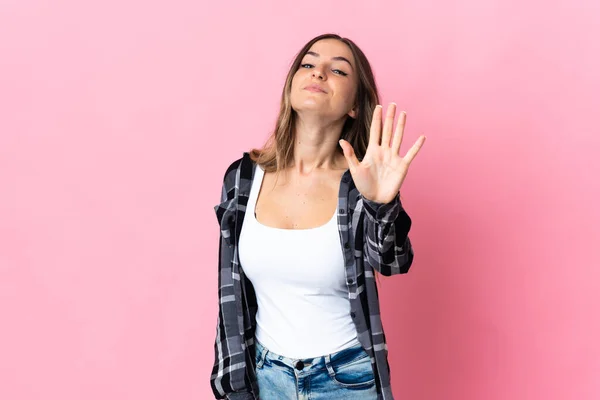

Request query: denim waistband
[{"left": 254, "top": 337, "right": 366, "bottom": 372}]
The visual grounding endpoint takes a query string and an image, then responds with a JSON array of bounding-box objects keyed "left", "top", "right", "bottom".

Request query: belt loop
[
  {"left": 324, "top": 354, "right": 335, "bottom": 377},
  {"left": 256, "top": 344, "right": 269, "bottom": 368}
]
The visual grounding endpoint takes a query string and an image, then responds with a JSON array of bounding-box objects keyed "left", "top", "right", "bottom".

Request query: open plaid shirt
[{"left": 210, "top": 152, "right": 414, "bottom": 400}]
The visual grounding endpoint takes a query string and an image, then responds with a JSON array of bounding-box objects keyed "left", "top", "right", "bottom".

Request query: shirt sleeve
[
  {"left": 210, "top": 259, "right": 256, "bottom": 399},
  {"left": 361, "top": 193, "right": 414, "bottom": 276},
  {"left": 210, "top": 164, "right": 258, "bottom": 400}
]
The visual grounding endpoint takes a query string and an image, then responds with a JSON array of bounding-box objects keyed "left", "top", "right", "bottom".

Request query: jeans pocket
[
  {"left": 255, "top": 353, "right": 260, "bottom": 369},
  {"left": 330, "top": 350, "right": 375, "bottom": 389}
]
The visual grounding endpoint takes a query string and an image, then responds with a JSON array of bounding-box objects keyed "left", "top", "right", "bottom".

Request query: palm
[{"left": 340, "top": 104, "right": 426, "bottom": 204}]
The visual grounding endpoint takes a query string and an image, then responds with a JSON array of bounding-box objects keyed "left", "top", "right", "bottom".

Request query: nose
[{"left": 312, "top": 66, "right": 325, "bottom": 80}]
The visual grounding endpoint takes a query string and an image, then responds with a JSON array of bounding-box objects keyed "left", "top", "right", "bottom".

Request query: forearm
[{"left": 362, "top": 193, "right": 414, "bottom": 276}]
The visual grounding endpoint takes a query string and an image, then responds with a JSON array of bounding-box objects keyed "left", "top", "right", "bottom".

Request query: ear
[{"left": 347, "top": 106, "right": 357, "bottom": 119}]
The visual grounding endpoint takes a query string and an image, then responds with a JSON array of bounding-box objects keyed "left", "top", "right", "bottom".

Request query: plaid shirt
[{"left": 210, "top": 152, "right": 414, "bottom": 400}]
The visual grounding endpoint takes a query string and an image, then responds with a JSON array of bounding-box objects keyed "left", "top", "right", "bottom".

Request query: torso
[{"left": 255, "top": 154, "right": 348, "bottom": 230}]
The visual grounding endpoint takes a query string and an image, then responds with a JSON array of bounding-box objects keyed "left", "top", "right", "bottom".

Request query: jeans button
[{"left": 295, "top": 360, "right": 304, "bottom": 370}]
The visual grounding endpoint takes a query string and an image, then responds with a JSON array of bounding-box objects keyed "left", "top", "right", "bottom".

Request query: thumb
[{"left": 339, "top": 139, "right": 360, "bottom": 171}]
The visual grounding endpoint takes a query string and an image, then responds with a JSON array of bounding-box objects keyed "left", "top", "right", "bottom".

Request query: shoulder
[{"left": 220, "top": 152, "right": 255, "bottom": 187}]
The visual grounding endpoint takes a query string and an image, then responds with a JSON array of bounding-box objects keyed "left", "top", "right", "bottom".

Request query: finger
[
  {"left": 339, "top": 139, "right": 360, "bottom": 171},
  {"left": 381, "top": 103, "right": 397, "bottom": 148},
  {"left": 403, "top": 135, "right": 426, "bottom": 165},
  {"left": 368, "top": 105, "right": 383, "bottom": 148},
  {"left": 391, "top": 111, "right": 406, "bottom": 155}
]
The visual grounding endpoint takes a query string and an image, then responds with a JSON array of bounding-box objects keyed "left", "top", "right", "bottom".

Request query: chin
[
  {"left": 293, "top": 105, "right": 329, "bottom": 118},
  {"left": 291, "top": 99, "right": 321, "bottom": 112}
]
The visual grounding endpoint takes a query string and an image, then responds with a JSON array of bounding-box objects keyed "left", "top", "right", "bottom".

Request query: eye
[
  {"left": 332, "top": 69, "right": 348, "bottom": 76},
  {"left": 300, "top": 63, "right": 314, "bottom": 69}
]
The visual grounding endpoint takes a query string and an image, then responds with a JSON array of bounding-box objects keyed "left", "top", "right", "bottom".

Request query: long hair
[{"left": 249, "top": 33, "right": 380, "bottom": 172}]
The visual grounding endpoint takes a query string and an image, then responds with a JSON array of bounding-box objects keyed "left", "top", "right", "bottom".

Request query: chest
[{"left": 255, "top": 170, "right": 344, "bottom": 230}]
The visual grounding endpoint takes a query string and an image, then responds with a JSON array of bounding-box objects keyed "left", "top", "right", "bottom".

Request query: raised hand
[{"left": 339, "top": 103, "right": 426, "bottom": 204}]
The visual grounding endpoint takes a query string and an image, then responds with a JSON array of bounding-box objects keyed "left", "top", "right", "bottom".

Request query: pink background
[{"left": 1, "top": 1, "right": 599, "bottom": 399}]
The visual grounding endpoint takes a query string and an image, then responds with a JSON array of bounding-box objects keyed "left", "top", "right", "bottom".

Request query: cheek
[
  {"left": 335, "top": 81, "right": 358, "bottom": 106},
  {"left": 290, "top": 70, "right": 305, "bottom": 92},
  {"left": 289, "top": 72, "right": 307, "bottom": 107},
  {"left": 347, "top": 79, "right": 359, "bottom": 98}
]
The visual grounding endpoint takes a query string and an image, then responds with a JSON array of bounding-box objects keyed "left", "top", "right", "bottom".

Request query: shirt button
[
  {"left": 350, "top": 312, "right": 356, "bottom": 318},
  {"left": 347, "top": 278, "right": 354, "bottom": 285},
  {"left": 295, "top": 361, "right": 304, "bottom": 370},
  {"left": 344, "top": 242, "right": 350, "bottom": 249},
  {"left": 339, "top": 209, "right": 346, "bottom": 214}
]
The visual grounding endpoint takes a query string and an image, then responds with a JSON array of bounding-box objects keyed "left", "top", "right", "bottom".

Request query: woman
[{"left": 210, "top": 33, "right": 425, "bottom": 400}]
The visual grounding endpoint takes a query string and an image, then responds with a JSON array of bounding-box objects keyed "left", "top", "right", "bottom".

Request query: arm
[
  {"left": 210, "top": 160, "right": 257, "bottom": 400},
  {"left": 361, "top": 193, "right": 414, "bottom": 276},
  {"left": 338, "top": 103, "right": 424, "bottom": 277}
]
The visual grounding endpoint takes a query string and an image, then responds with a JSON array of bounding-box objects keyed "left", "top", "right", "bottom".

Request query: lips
[{"left": 304, "top": 84, "right": 326, "bottom": 93}]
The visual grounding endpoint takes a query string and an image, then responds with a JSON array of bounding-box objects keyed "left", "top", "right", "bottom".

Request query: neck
[{"left": 291, "top": 114, "right": 347, "bottom": 176}]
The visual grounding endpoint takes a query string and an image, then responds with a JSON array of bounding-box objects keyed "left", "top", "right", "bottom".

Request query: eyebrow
[{"left": 305, "top": 51, "right": 354, "bottom": 70}]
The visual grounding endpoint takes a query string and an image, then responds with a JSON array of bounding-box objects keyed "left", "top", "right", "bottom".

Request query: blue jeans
[{"left": 254, "top": 339, "right": 378, "bottom": 399}]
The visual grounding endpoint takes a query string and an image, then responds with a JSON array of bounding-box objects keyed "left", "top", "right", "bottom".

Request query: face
[{"left": 290, "top": 39, "right": 358, "bottom": 120}]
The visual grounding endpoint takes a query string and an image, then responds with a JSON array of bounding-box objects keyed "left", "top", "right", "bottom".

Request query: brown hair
[{"left": 249, "top": 33, "right": 380, "bottom": 172}]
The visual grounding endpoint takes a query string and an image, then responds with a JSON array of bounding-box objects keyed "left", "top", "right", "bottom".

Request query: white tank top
[{"left": 238, "top": 164, "right": 360, "bottom": 359}]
